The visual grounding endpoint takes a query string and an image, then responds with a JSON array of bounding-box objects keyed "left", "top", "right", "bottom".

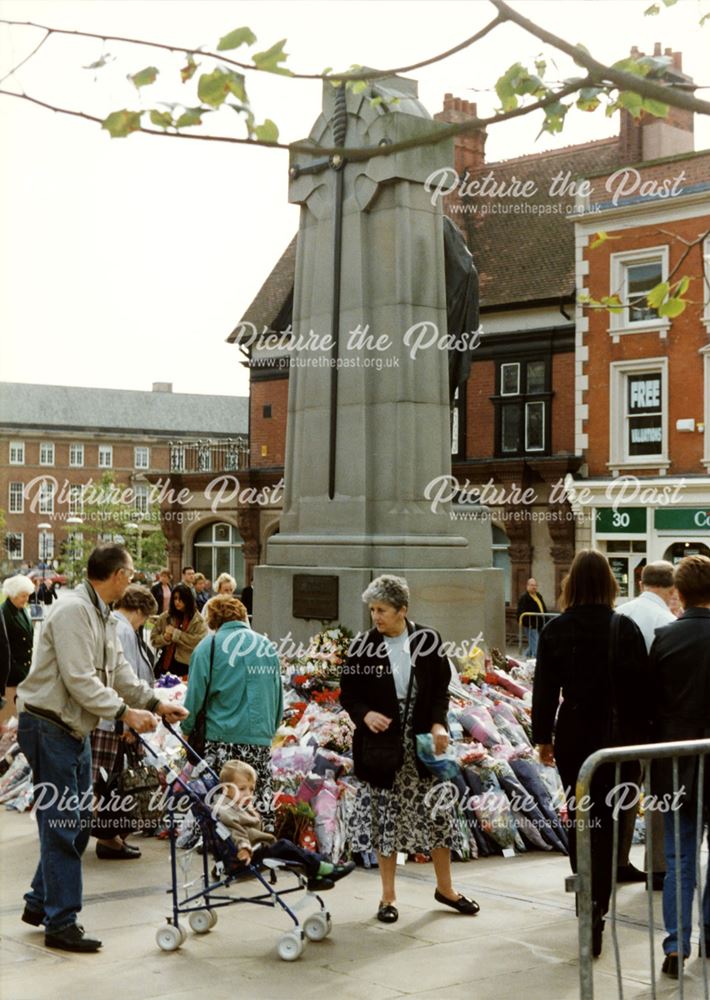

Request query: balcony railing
[{"left": 169, "top": 438, "right": 250, "bottom": 474}]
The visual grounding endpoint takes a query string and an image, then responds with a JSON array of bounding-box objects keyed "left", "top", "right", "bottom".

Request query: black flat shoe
[
  {"left": 96, "top": 842, "right": 142, "bottom": 860},
  {"left": 616, "top": 864, "right": 646, "bottom": 884},
  {"left": 661, "top": 954, "right": 686, "bottom": 978},
  {"left": 45, "top": 923, "right": 102, "bottom": 952},
  {"left": 377, "top": 902, "right": 398, "bottom": 923},
  {"left": 307, "top": 876, "right": 334, "bottom": 892},
  {"left": 21, "top": 905, "right": 45, "bottom": 927},
  {"left": 434, "top": 889, "right": 480, "bottom": 915}
]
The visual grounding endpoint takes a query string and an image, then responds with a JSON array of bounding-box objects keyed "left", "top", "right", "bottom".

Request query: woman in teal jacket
[{"left": 182, "top": 595, "right": 283, "bottom": 827}]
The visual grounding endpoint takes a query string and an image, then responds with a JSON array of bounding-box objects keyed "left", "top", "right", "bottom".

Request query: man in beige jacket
[{"left": 16, "top": 544, "right": 188, "bottom": 953}]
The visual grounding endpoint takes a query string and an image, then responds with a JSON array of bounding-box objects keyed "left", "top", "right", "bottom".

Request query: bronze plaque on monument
[{"left": 292, "top": 575, "right": 339, "bottom": 620}]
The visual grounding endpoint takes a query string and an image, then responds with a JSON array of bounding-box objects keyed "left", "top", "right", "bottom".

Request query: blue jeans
[
  {"left": 662, "top": 809, "right": 710, "bottom": 957},
  {"left": 524, "top": 627, "right": 540, "bottom": 658},
  {"left": 17, "top": 712, "right": 93, "bottom": 933}
]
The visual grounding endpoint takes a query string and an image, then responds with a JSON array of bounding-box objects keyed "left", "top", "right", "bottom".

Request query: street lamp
[
  {"left": 37, "top": 522, "right": 51, "bottom": 581},
  {"left": 65, "top": 516, "right": 83, "bottom": 587}
]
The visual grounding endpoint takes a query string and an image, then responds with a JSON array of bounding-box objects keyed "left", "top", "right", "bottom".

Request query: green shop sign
[
  {"left": 595, "top": 507, "right": 647, "bottom": 534},
  {"left": 654, "top": 508, "right": 710, "bottom": 532}
]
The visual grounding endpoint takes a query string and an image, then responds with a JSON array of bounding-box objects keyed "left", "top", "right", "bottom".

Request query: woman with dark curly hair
[{"left": 150, "top": 582, "right": 207, "bottom": 679}]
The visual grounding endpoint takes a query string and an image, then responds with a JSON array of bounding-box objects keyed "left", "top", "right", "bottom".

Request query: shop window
[{"left": 609, "top": 358, "right": 668, "bottom": 469}]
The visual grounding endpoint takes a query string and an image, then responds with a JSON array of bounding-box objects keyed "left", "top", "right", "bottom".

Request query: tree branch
[
  {"left": 0, "top": 27, "right": 49, "bottom": 86},
  {"left": 0, "top": 16, "right": 503, "bottom": 83},
  {"left": 0, "top": 76, "right": 589, "bottom": 159},
  {"left": 490, "top": 0, "right": 710, "bottom": 116}
]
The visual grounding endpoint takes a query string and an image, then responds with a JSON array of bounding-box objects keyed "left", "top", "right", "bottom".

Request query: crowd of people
[{"left": 1, "top": 546, "right": 709, "bottom": 980}]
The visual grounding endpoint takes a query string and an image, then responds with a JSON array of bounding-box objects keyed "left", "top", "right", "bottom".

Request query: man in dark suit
[{"left": 650, "top": 555, "right": 710, "bottom": 979}]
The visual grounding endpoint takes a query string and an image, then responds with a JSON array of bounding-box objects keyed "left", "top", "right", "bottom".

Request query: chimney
[
  {"left": 152, "top": 382, "right": 173, "bottom": 393},
  {"left": 619, "top": 44, "right": 695, "bottom": 164},
  {"left": 434, "top": 93, "right": 486, "bottom": 177}
]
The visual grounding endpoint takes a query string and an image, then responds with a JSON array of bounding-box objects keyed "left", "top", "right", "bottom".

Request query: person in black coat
[
  {"left": 517, "top": 578, "right": 547, "bottom": 657},
  {"left": 532, "top": 549, "right": 649, "bottom": 957},
  {"left": 649, "top": 554, "right": 710, "bottom": 978},
  {"left": 340, "top": 574, "right": 479, "bottom": 925},
  {"left": 0, "top": 574, "right": 36, "bottom": 724},
  {"left": 150, "top": 569, "right": 172, "bottom": 616}
]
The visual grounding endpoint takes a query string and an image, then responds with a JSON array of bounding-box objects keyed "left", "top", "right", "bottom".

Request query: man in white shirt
[{"left": 616, "top": 561, "right": 677, "bottom": 889}]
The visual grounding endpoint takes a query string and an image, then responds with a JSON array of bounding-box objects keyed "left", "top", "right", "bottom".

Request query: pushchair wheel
[
  {"left": 156, "top": 924, "right": 183, "bottom": 951},
  {"left": 303, "top": 913, "right": 331, "bottom": 941},
  {"left": 277, "top": 930, "right": 304, "bottom": 961},
  {"left": 189, "top": 909, "right": 216, "bottom": 934}
]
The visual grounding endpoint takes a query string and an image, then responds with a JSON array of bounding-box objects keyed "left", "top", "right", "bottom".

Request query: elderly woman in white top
[
  {"left": 91, "top": 584, "right": 158, "bottom": 860},
  {"left": 202, "top": 572, "right": 237, "bottom": 618}
]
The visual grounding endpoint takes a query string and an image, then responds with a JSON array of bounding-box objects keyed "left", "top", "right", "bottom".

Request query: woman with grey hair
[
  {"left": 341, "top": 574, "right": 479, "bottom": 924},
  {"left": 1, "top": 575, "right": 35, "bottom": 724}
]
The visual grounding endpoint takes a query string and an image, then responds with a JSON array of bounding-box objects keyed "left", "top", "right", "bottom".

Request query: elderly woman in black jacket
[
  {"left": 341, "top": 574, "right": 478, "bottom": 924},
  {"left": 532, "top": 549, "right": 649, "bottom": 957},
  {"left": 0, "top": 574, "right": 35, "bottom": 724}
]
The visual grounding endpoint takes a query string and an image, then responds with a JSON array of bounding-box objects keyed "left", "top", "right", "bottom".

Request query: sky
[{"left": 1, "top": 0, "right": 708, "bottom": 399}]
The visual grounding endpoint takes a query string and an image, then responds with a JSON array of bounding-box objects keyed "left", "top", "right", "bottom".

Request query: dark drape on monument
[{"left": 443, "top": 216, "right": 480, "bottom": 406}]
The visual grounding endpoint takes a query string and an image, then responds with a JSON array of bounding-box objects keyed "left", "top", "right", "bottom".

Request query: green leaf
[
  {"left": 539, "top": 100, "right": 569, "bottom": 135},
  {"left": 572, "top": 43, "right": 591, "bottom": 68},
  {"left": 350, "top": 80, "right": 368, "bottom": 95},
  {"left": 675, "top": 276, "right": 690, "bottom": 296},
  {"left": 701, "top": 11, "right": 710, "bottom": 25},
  {"left": 644, "top": 3, "right": 660, "bottom": 13},
  {"left": 180, "top": 54, "right": 199, "bottom": 83},
  {"left": 618, "top": 90, "right": 644, "bottom": 117},
  {"left": 658, "top": 297, "right": 686, "bottom": 318},
  {"left": 252, "top": 38, "right": 289, "bottom": 74},
  {"left": 576, "top": 86, "right": 602, "bottom": 113},
  {"left": 662, "top": 0, "right": 679, "bottom": 7},
  {"left": 217, "top": 26, "right": 257, "bottom": 51},
  {"left": 369, "top": 95, "right": 384, "bottom": 108},
  {"left": 101, "top": 110, "right": 143, "bottom": 138},
  {"left": 149, "top": 109, "right": 173, "bottom": 129},
  {"left": 128, "top": 66, "right": 159, "bottom": 89},
  {"left": 198, "top": 68, "right": 246, "bottom": 107},
  {"left": 601, "top": 295, "right": 624, "bottom": 314},
  {"left": 84, "top": 55, "right": 111, "bottom": 70},
  {"left": 253, "top": 119, "right": 279, "bottom": 142},
  {"left": 642, "top": 97, "right": 669, "bottom": 118},
  {"left": 322, "top": 66, "right": 333, "bottom": 76},
  {"left": 646, "top": 281, "right": 670, "bottom": 309},
  {"left": 590, "top": 231, "right": 610, "bottom": 250},
  {"left": 175, "top": 107, "right": 210, "bottom": 129},
  {"left": 535, "top": 57, "right": 546, "bottom": 78}
]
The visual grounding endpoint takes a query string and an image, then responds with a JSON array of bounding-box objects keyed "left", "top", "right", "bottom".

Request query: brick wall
[
  {"left": 465, "top": 360, "right": 495, "bottom": 458},
  {"left": 551, "top": 352, "right": 575, "bottom": 454},
  {"left": 250, "top": 377, "right": 289, "bottom": 467}
]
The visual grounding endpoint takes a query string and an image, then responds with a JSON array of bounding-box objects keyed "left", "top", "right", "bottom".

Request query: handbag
[
  {"left": 118, "top": 743, "right": 163, "bottom": 833},
  {"left": 359, "top": 659, "right": 415, "bottom": 783},
  {"left": 186, "top": 637, "right": 215, "bottom": 759}
]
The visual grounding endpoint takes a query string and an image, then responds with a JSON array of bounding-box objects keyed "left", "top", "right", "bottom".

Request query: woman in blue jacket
[{"left": 182, "top": 595, "right": 282, "bottom": 828}]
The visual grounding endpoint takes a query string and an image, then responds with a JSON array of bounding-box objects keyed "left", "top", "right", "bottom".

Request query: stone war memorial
[{"left": 254, "top": 73, "right": 504, "bottom": 647}]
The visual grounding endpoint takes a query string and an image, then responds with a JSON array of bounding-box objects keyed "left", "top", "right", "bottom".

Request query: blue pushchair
[{"left": 137, "top": 722, "right": 333, "bottom": 961}]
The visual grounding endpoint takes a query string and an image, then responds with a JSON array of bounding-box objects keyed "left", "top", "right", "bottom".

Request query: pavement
[{"left": 3, "top": 810, "right": 710, "bottom": 1000}]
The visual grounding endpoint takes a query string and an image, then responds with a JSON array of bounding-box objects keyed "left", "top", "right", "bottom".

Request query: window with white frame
[
  {"left": 133, "top": 483, "right": 149, "bottom": 514},
  {"left": 9, "top": 482, "right": 24, "bottom": 514},
  {"left": 134, "top": 446, "right": 150, "bottom": 469},
  {"left": 38, "top": 480, "right": 55, "bottom": 514},
  {"left": 39, "top": 441, "right": 55, "bottom": 466},
  {"left": 170, "top": 445, "right": 185, "bottom": 472},
  {"left": 9, "top": 441, "right": 25, "bottom": 465},
  {"left": 609, "top": 246, "right": 669, "bottom": 332},
  {"left": 69, "top": 443, "right": 84, "bottom": 467},
  {"left": 68, "top": 484, "right": 84, "bottom": 516},
  {"left": 6, "top": 532, "right": 23, "bottom": 561},
  {"left": 609, "top": 357, "right": 669, "bottom": 467},
  {"left": 98, "top": 445, "right": 113, "bottom": 468}
]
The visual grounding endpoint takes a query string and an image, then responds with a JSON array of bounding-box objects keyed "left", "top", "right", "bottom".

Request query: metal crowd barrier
[
  {"left": 570, "top": 738, "right": 710, "bottom": 1000},
  {"left": 517, "top": 611, "right": 559, "bottom": 655}
]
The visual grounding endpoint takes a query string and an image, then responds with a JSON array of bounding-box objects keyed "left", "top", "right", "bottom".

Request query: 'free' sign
[{"left": 628, "top": 374, "right": 661, "bottom": 413}]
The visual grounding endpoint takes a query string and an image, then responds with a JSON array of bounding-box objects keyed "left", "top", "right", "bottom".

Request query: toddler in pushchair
[{"left": 152, "top": 724, "right": 354, "bottom": 961}]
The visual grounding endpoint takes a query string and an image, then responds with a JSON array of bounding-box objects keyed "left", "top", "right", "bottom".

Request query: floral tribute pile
[{"left": 274, "top": 627, "right": 569, "bottom": 863}]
